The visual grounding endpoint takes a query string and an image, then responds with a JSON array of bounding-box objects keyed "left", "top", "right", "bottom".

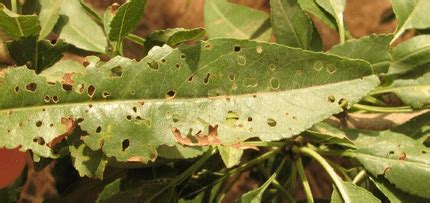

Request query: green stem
[
  {"left": 293, "top": 146, "right": 351, "bottom": 203},
  {"left": 256, "top": 163, "right": 295, "bottom": 202},
  {"left": 295, "top": 157, "right": 314, "bottom": 203},
  {"left": 352, "top": 169, "right": 367, "bottom": 185},
  {"left": 287, "top": 162, "right": 297, "bottom": 195},
  {"left": 184, "top": 148, "right": 282, "bottom": 198},
  {"left": 352, "top": 104, "right": 413, "bottom": 113},
  {"left": 243, "top": 141, "right": 286, "bottom": 147},
  {"left": 11, "top": 0, "right": 18, "bottom": 13},
  {"left": 361, "top": 95, "right": 387, "bottom": 106},
  {"left": 148, "top": 147, "right": 216, "bottom": 201},
  {"left": 126, "top": 34, "right": 145, "bottom": 46}
]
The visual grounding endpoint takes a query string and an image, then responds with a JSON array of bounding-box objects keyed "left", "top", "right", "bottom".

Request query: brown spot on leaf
[
  {"left": 383, "top": 167, "right": 391, "bottom": 175},
  {"left": 62, "top": 73, "right": 74, "bottom": 85},
  {"left": 47, "top": 118, "right": 75, "bottom": 148},
  {"left": 128, "top": 156, "right": 145, "bottom": 162},
  {"left": 172, "top": 125, "right": 221, "bottom": 146},
  {"left": 399, "top": 152, "right": 406, "bottom": 160}
]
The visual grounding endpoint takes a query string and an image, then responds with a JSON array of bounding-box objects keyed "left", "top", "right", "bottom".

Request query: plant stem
[
  {"left": 243, "top": 141, "right": 286, "bottom": 147},
  {"left": 361, "top": 95, "right": 387, "bottom": 106},
  {"left": 11, "top": 0, "right": 18, "bottom": 13},
  {"left": 287, "top": 163, "right": 297, "bottom": 195},
  {"left": 126, "top": 34, "right": 145, "bottom": 46},
  {"left": 256, "top": 162, "right": 295, "bottom": 202},
  {"left": 352, "top": 104, "right": 413, "bottom": 113},
  {"left": 184, "top": 148, "right": 281, "bottom": 198},
  {"left": 295, "top": 157, "right": 314, "bottom": 203},
  {"left": 148, "top": 147, "right": 216, "bottom": 201},
  {"left": 352, "top": 169, "right": 367, "bottom": 185},
  {"left": 293, "top": 146, "right": 351, "bottom": 203}
]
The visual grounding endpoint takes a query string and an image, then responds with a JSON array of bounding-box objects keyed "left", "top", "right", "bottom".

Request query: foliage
[{"left": 0, "top": 0, "right": 429, "bottom": 202}]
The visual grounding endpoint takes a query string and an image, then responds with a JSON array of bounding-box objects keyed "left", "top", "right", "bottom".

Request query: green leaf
[
  {"left": 0, "top": 3, "right": 40, "bottom": 40},
  {"left": 330, "top": 181, "right": 380, "bottom": 203},
  {"left": 68, "top": 133, "right": 108, "bottom": 179},
  {"left": 218, "top": 146, "right": 243, "bottom": 168},
  {"left": 382, "top": 64, "right": 430, "bottom": 109},
  {"left": 369, "top": 176, "right": 429, "bottom": 203},
  {"left": 270, "top": 0, "right": 322, "bottom": 51},
  {"left": 0, "top": 38, "right": 378, "bottom": 162},
  {"left": 327, "top": 35, "right": 392, "bottom": 74},
  {"left": 306, "top": 122, "right": 355, "bottom": 148},
  {"left": 204, "top": 0, "right": 271, "bottom": 41},
  {"left": 108, "top": 0, "right": 147, "bottom": 42},
  {"left": 338, "top": 122, "right": 430, "bottom": 198},
  {"left": 40, "top": 60, "right": 86, "bottom": 83},
  {"left": 38, "top": 0, "right": 63, "bottom": 39},
  {"left": 7, "top": 37, "right": 67, "bottom": 73},
  {"left": 79, "top": 0, "right": 103, "bottom": 25},
  {"left": 143, "top": 28, "right": 206, "bottom": 54},
  {"left": 388, "top": 35, "right": 430, "bottom": 75},
  {"left": 157, "top": 144, "right": 208, "bottom": 160},
  {"left": 298, "top": 0, "right": 337, "bottom": 30},
  {"left": 315, "top": 0, "right": 346, "bottom": 42},
  {"left": 391, "top": 0, "right": 430, "bottom": 43},
  {"left": 56, "top": 0, "right": 107, "bottom": 53}
]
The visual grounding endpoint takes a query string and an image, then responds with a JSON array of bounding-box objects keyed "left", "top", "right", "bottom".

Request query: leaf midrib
[{"left": 272, "top": 0, "right": 305, "bottom": 49}]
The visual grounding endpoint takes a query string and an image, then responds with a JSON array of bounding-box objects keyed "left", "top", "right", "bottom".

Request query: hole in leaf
[
  {"left": 77, "top": 118, "right": 84, "bottom": 123},
  {"left": 267, "top": 118, "right": 277, "bottom": 127},
  {"left": 247, "top": 117, "right": 253, "bottom": 122},
  {"left": 111, "top": 66, "right": 123, "bottom": 77},
  {"left": 87, "top": 85, "right": 96, "bottom": 97},
  {"left": 229, "top": 73, "right": 236, "bottom": 81},
  {"left": 130, "top": 90, "right": 135, "bottom": 95},
  {"left": 25, "top": 83, "right": 37, "bottom": 92},
  {"left": 389, "top": 151, "right": 394, "bottom": 155},
  {"left": 96, "top": 126, "right": 102, "bottom": 133},
  {"left": 204, "top": 73, "right": 211, "bottom": 84},
  {"left": 188, "top": 75, "right": 195, "bottom": 82},
  {"left": 132, "top": 106, "right": 137, "bottom": 113},
  {"left": 234, "top": 45, "right": 241, "bottom": 52},
  {"left": 256, "top": 46, "right": 263, "bottom": 53},
  {"left": 33, "top": 137, "right": 45, "bottom": 145},
  {"left": 147, "top": 60, "right": 159, "bottom": 70},
  {"left": 422, "top": 151, "right": 427, "bottom": 154},
  {"left": 181, "top": 54, "right": 186, "bottom": 59},
  {"left": 338, "top": 98, "right": 348, "bottom": 108},
  {"left": 52, "top": 95, "right": 59, "bottom": 103},
  {"left": 268, "top": 64, "right": 276, "bottom": 71},
  {"left": 122, "top": 139, "right": 130, "bottom": 151},
  {"left": 14, "top": 86, "right": 19, "bottom": 93},
  {"left": 204, "top": 43, "right": 212, "bottom": 49},
  {"left": 167, "top": 90, "right": 176, "bottom": 98},
  {"left": 175, "top": 63, "right": 181, "bottom": 69},
  {"left": 328, "top": 96, "right": 336, "bottom": 103},
  {"left": 44, "top": 95, "right": 50, "bottom": 102},
  {"left": 62, "top": 84, "right": 73, "bottom": 92},
  {"left": 226, "top": 111, "right": 239, "bottom": 121},
  {"left": 161, "top": 58, "right": 166, "bottom": 63},
  {"left": 102, "top": 91, "right": 111, "bottom": 98},
  {"left": 126, "top": 115, "right": 132, "bottom": 120},
  {"left": 36, "top": 121, "right": 43, "bottom": 127}
]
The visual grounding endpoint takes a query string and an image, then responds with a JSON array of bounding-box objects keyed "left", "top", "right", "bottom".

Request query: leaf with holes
[
  {"left": 391, "top": 0, "right": 430, "bottom": 43},
  {"left": 56, "top": 0, "right": 107, "bottom": 53},
  {"left": 330, "top": 119, "right": 430, "bottom": 199},
  {"left": 328, "top": 35, "right": 392, "bottom": 74},
  {"left": 108, "top": 0, "right": 147, "bottom": 42},
  {"left": 204, "top": 0, "right": 272, "bottom": 41},
  {"left": 330, "top": 181, "right": 380, "bottom": 203},
  {"left": 0, "top": 4, "right": 40, "bottom": 40},
  {"left": 388, "top": 35, "right": 430, "bottom": 75},
  {"left": 0, "top": 38, "right": 378, "bottom": 163},
  {"left": 270, "top": 0, "right": 322, "bottom": 51},
  {"left": 143, "top": 28, "right": 206, "bottom": 54}
]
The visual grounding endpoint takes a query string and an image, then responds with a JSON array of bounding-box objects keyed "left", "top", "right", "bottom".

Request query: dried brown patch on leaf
[
  {"left": 62, "top": 73, "right": 75, "bottom": 85},
  {"left": 172, "top": 125, "right": 221, "bottom": 146},
  {"left": 399, "top": 151, "right": 407, "bottom": 160},
  {"left": 47, "top": 117, "right": 75, "bottom": 148},
  {"left": 20, "top": 157, "right": 58, "bottom": 203}
]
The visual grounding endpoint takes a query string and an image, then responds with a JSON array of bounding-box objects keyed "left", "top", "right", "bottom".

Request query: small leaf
[
  {"left": 38, "top": 0, "right": 63, "bottom": 39},
  {"left": 298, "top": 0, "right": 337, "bottom": 30},
  {"left": 157, "top": 144, "right": 208, "bottom": 160},
  {"left": 218, "top": 145, "right": 243, "bottom": 168},
  {"left": 328, "top": 35, "right": 392, "bottom": 74},
  {"left": 330, "top": 181, "right": 380, "bottom": 203},
  {"left": 7, "top": 37, "right": 67, "bottom": 73},
  {"left": 388, "top": 35, "right": 430, "bottom": 75},
  {"left": 108, "top": 0, "right": 147, "bottom": 42},
  {"left": 56, "top": 0, "right": 107, "bottom": 53},
  {"left": 144, "top": 28, "right": 206, "bottom": 54},
  {"left": 315, "top": 0, "right": 346, "bottom": 41},
  {"left": 270, "top": 0, "right": 322, "bottom": 50},
  {"left": 391, "top": 0, "right": 430, "bottom": 42},
  {"left": 370, "top": 176, "right": 429, "bottom": 203},
  {"left": 204, "top": 0, "right": 272, "bottom": 41},
  {"left": 306, "top": 122, "right": 355, "bottom": 148},
  {"left": 0, "top": 4, "right": 40, "bottom": 40}
]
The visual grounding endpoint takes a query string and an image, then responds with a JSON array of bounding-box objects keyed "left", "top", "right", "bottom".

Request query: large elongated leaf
[
  {"left": 108, "top": 0, "right": 147, "bottom": 41},
  {"left": 328, "top": 35, "right": 392, "bottom": 74},
  {"left": 0, "top": 4, "right": 40, "bottom": 40},
  {"left": 298, "top": 0, "right": 337, "bottom": 30},
  {"left": 38, "top": 0, "right": 63, "bottom": 39},
  {"left": 204, "top": 0, "right": 271, "bottom": 41},
  {"left": 270, "top": 0, "right": 321, "bottom": 51},
  {"left": 0, "top": 38, "right": 378, "bottom": 162},
  {"left": 56, "top": 0, "right": 107, "bottom": 53},
  {"left": 391, "top": 0, "right": 430, "bottom": 42},
  {"left": 388, "top": 35, "right": 430, "bottom": 75},
  {"left": 143, "top": 28, "right": 206, "bottom": 54},
  {"left": 332, "top": 116, "right": 430, "bottom": 199}
]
